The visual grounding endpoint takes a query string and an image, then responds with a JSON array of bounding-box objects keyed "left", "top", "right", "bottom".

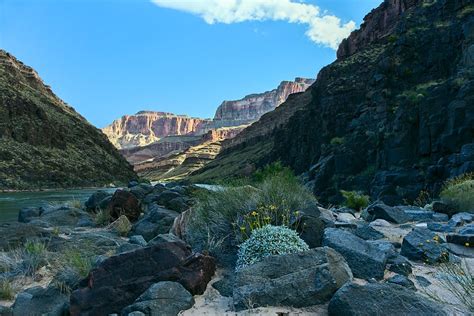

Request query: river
[{"left": 0, "top": 188, "right": 118, "bottom": 223}]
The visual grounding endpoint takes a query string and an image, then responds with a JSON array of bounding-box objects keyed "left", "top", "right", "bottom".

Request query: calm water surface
[{"left": 0, "top": 188, "right": 117, "bottom": 223}]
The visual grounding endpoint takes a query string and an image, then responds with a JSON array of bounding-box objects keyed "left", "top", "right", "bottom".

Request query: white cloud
[{"left": 151, "top": 0, "right": 355, "bottom": 50}]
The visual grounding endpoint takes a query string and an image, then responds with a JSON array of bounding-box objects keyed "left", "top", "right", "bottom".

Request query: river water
[{"left": 0, "top": 188, "right": 118, "bottom": 223}]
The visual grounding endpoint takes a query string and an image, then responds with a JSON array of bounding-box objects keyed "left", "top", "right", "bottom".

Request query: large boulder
[
  {"left": 70, "top": 242, "right": 215, "bottom": 315},
  {"left": 107, "top": 190, "right": 142, "bottom": 222},
  {"left": 121, "top": 281, "right": 194, "bottom": 316},
  {"left": 39, "top": 206, "right": 93, "bottom": 227},
  {"left": 0, "top": 223, "right": 52, "bottom": 250},
  {"left": 401, "top": 228, "right": 449, "bottom": 263},
  {"left": 85, "top": 191, "right": 113, "bottom": 211},
  {"left": 363, "top": 203, "right": 410, "bottom": 224},
  {"left": 11, "top": 286, "right": 69, "bottom": 316},
  {"left": 130, "top": 205, "right": 179, "bottom": 241},
  {"left": 18, "top": 207, "right": 41, "bottom": 223},
  {"left": 233, "top": 247, "right": 352, "bottom": 311},
  {"left": 322, "top": 228, "right": 389, "bottom": 279},
  {"left": 328, "top": 283, "right": 446, "bottom": 316}
]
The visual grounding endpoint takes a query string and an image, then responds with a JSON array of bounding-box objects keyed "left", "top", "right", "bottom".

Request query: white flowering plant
[{"left": 235, "top": 225, "right": 309, "bottom": 271}]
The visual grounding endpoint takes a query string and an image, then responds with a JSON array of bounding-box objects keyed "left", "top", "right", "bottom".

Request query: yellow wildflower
[
  {"left": 466, "top": 242, "right": 470, "bottom": 247},
  {"left": 251, "top": 211, "right": 258, "bottom": 216}
]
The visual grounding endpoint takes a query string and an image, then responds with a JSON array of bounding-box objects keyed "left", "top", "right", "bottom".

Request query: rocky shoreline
[{"left": 0, "top": 180, "right": 472, "bottom": 315}]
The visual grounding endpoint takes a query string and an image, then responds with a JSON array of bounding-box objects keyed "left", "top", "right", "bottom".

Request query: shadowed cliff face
[
  {"left": 0, "top": 50, "right": 136, "bottom": 190},
  {"left": 189, "top": 0, "right": 474, "bottom": 205}
]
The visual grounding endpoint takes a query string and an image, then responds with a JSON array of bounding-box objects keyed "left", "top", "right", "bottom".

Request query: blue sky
[{"left": 0, "top": 0, "right": 381, "bottom": 128}]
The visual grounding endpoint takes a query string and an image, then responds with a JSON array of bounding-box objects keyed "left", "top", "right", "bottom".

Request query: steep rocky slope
[
  {"left": 102, "top": 111, "right": 212, "bottom": 149},
  {"left": 0, "top": 50, "right": 136, "bottom": 189},
  {"left": 189, "top": 0, "right": 474, "bottom": 205},
  {"left": 135, "top": 126, "right": 246, "bottom": 181}
]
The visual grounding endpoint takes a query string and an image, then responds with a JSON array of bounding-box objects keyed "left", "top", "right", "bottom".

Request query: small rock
[
  {"left": 386, "top": 274, "right": 416, "bottom": 290},
  {"left": 364, "top": 203, "right": 410, "bottom": 224},
  {"left": 415, "top": 275, "right": 431, "bottom": 287},
  {"left": 335, "top": 213, "right": 357, "bottom": 223},
  {"left": 448, "top": 212, "right": 473, "bottom": 227},
  {"left": 121, "top": 281, "right": 194, "bottom": 316},
  {"left": 147, "top": 233, "right": 186, "bottom": 246},
  {"left": 369, "top": 219, "right": 392, "bottom": 227},
  {"left": 446, "top": 243, "right": 474, "bottom": 257},
  {"left": 446, "top": 233, "right": 473, "bottom": 247},
  {"left": 85, "top": 191, "right": 113, "bottom": 211},
  {"left": 0, "top": 306, "right": 12, "bottom": 316},
  {"left": 401, "top": 228, "right": 449, "bottom": 263},
  {"left": 130, "top": 206, "right": 179, "bottom": 241},
  {"left": 18, "top": 207, "right": 41, "bottom": 223},
  {"left": 427, "top": 222, "right": 455, "bottom": 233},
  {"left": 116, "top": 243, "right": 142, "bottom": 254},
  {"left": 432, "top": 201, "right": 455, "bottom": 217},
  {"left": 352, "top": 224, "right": 385, "bottom": 240},
  {"left": 129, "top": 235, "right": 147, "bottom": 246},
  {"left": 459, "top": 224, "right": 474, "bottom": 235},
  {"left": 388, "top": 254, "right": 413, "bottom": 276}
]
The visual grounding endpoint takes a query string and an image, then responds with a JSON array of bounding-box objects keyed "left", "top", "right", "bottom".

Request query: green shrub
[
  {"left": 95, "top": 208, "right": 111, "bottom": 226},
  {"left": 341, "top": 190, "right": 370, "bottom": 211},
  {"left": 0, "top": 278, "right": 14, "bottom": 300},
  {"left": 330, "top": 137, "right": 345, "bottom": 146},
  {"left": 253, "top": 161, "right": 293, "bottom": 182},
  {"left": 23, "top": 240, "right": 47, "bottom": 275},
  {"left": 440, "top": 173, "right": 474, "bottom": 212},
  {"left": 188, "top": 171, "right": 317, "bottom": 251},
  {"left": 62, "top": 249, "right": 93, "bottom": 278},
  {"left": 235, "top": 225, "right": 309, "bottom": 271}
]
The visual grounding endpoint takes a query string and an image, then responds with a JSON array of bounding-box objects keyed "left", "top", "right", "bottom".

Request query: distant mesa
[{"left": 102, "top": 77, "right": 314, "bottom": 181}]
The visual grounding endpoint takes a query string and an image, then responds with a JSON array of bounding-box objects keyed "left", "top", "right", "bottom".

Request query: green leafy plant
[
  {"left": 235, "top": 225, "right": 309, "bottom": 271},
  {"left": 253, "top": 161, "right": 293, "bottom": 183},
  {"left": 330, "top": 137, "right": 345, "bottom": 146},
  {"left": 188, "top": 170, "right": 316, "bottom": 252},
  {"left": 234, "top": 204, "right": 302, "bottom": 241},
  {"left": 440, "top": 173, "right": 474, "bottom": 212},
  {"left": 95, "top": 208, "right": 111, "bottom": 226},
  {"left": 0, "top": 278, "right": 15, "bottom": 300},
  {"left": 23, "top": 240, "right": 47, "bottom": 275},
  {"left": 341, "top": 190, "right": 370, "bottom": 211}
]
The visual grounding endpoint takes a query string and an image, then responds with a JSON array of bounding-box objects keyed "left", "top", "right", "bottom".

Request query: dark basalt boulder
[
  {"left": 233, "top": 247, "right": 352, "bottom": 311},
  {"left": 85, "top": 191, "right": 113, "bottom": 211},
  {"left": 328, "top": 283, "right": 446, "bottom": 316},
  {"left": 401, "top": 227, "right": 449, "bottom": 263},
  {"left": 70, "top": 241, "right": 215, "bottom": 316},
  {"left": 0, "top": 222, "right": 52, "bottom": 250},
  {"left": 121, "top": 281, "right": 194, "bottom": 316},
  {"left": 322, "top": 228, "right": 389, "bottom": 279},
  {"left": 386, "top": 274, "right": 416, "bottom": 290},
  {"left": 387, "top": 254, "right": 412, "bottom": 276},
  {"left": 363, "top": 203, "right": 410, "bottom": 224},
  {"left": 11, "top": 286, "right": 69, "bottom": 316},
  {"left": 107, "top": 189, "right": 141, "bottom": 222},
  {"left": 129, "top": 205, "right": 179, "bottom": 241}
]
